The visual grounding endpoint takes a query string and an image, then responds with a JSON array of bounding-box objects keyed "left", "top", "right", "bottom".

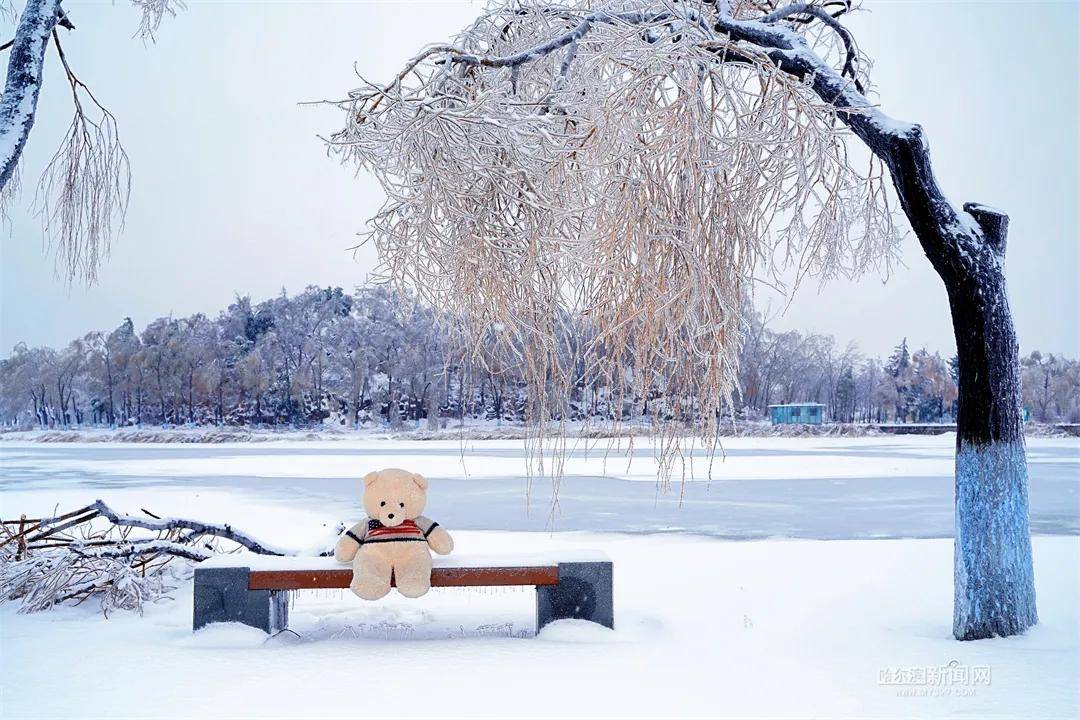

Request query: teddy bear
[{"left": 334, "top": 468, "right": 454, "bottom": 600}]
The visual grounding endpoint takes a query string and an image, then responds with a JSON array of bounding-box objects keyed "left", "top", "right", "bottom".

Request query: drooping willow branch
[
  {"left": 32, "top": 29, "right": 131, "bottom": 283},
  {"left": 328, "top": 0, "right": 901, "bottom": 493}
]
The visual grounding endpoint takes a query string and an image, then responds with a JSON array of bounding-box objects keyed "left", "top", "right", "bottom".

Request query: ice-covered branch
[
  {"left": 72, "top": 538, "right": 212, "bottom": 562},
  {"left": 757, "top": 2, "right": 863, "bottom": 91},
  {"left": 446, "top": 9, "right": 716, "bottom": 68},
  {"left": 347, "top": 7, "right": 708, "bottom": 116},
  {"left": 92, "top": 500, "right": 286, "bottom": 555},
  {"left": 1, "top": 0, "right": 175, "bottom": 282},
  {"left": 35, "top": 29, "right": 131, "bottom": 283},
  {"left": 2, "top": 500, "right": 291, "bottom": 613},
  {"left": 712, "top": 9, "right": 982, "bottom": 279},
  {"left": 328, "top": 0, "right": 904, "bottom": 490}
]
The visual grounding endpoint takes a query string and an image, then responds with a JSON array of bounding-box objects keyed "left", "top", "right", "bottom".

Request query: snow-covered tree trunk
[
  {"left": 855, "top": 129, "right": 1036, "bottom": 642},
  {"left": 946, "top": 206, "right": 1036, "bottom": 640},
  {"left": 0, "top": 0, "right": 62, "bottom": 190}
]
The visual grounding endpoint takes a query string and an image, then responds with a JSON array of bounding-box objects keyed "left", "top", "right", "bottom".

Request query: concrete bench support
[
  {"left": 536, "top": 561, "right": 614, "bottom": 631},
  {"left": 193, "top": 567, "right": 289, "bottom": 634}
]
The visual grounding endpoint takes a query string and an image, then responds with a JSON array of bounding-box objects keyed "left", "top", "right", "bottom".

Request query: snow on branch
[
  {"left": 0, "top": 0, "right": 63, "bottom": 189},
  {"left": 328, "top": 0, "right": 901, "bottom": 490},
  {"left": 1, "top": 500, "right": 290, "bottom": 614},
  {"left": 71, "top": 538, "right": 213, "bottom": 562},
  {"left": 92, "top": 500, "right": 286, "bottom": 556},
  {"left": 757, "top": 2, "right": 864, "bottom": 91},
  {"left": 0, "top": 0, "right": 181, "bottom": 283}
]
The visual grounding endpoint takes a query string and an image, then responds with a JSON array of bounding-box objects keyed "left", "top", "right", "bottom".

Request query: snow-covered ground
[
  {"left": 1, "top": 533, "right": 1076, "bottom": 719},
  {"left": 1, "top": 435, "right": 1078, "bottom": 719}
]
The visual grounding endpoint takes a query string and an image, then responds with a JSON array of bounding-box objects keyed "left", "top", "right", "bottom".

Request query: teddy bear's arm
[
  {"left": 415, "top": 515, "right": 454, "bottom": 556},
  {"left": 334, "top": 520, "right": 368, "bottom": 563}
]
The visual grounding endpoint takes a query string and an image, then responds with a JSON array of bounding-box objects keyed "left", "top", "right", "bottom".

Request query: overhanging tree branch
[
  {"left": 0, "top": 0, "right": 178, "bottom": 283},
  {"left": 758, "top": 2, "right": 864, "bottom": 92},
  {"left": 712, "top": 13, "right": 977, "bottom": 281},
  {"left": 0, "top": 0, "right": 62, "bottom": 188}
]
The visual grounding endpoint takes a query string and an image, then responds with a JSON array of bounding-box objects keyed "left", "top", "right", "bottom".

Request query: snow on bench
[{"left": 193, "top": 552, "right": 613, "bottom": 636}]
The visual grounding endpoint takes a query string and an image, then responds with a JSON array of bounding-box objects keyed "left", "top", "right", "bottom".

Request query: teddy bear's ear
[
  {"left": 411, "top": 473, "right": 428, "bottom": 490},
  {"left": 362, "top": 471, "right": 381, "bottom": 487}
]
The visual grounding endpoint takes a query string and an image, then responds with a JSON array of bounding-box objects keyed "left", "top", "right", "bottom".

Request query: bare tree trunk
[
  {"left": 104, "top": 357, "right": 115, "bottom": 425},
  {"left": 388, "top": 397, "right": 403, "bottom": 430},
  {"left": 422, "top": 381, "right": 437, "bottom": 430},
  {"left": 186, "top": 369, "right": 195, "bottom": 423},
  {"left": 457, "top": 367, "right": 465, "bottom": 423}
]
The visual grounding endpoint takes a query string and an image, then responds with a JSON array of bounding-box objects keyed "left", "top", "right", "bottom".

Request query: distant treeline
[{"left": 1, "top": 286, "right": 1077, "bottom": 429}]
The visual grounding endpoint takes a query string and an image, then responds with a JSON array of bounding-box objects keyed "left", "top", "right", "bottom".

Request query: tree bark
[
  {"left": 945, "top": 205, "right": 1037, "bottom": 640},
  {"left": 0, "top": 0, "right": 62, "bottom": 190}
]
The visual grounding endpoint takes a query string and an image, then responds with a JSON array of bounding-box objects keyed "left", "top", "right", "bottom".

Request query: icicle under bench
[{"left": 192, "top": 553, "right": 613, "bottom": 635}]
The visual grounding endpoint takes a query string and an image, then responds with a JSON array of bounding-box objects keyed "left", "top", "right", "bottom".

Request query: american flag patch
[{"left": 366, "top": 519, "right": 424, "bottom": 541}]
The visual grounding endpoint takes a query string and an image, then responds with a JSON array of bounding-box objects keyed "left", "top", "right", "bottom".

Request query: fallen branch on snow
[
  {"left": 1, "top": 500, "right": 298, "bottom": 614},
  {"left": 91, "top": 500, "right": 286, "bottom": 556}
]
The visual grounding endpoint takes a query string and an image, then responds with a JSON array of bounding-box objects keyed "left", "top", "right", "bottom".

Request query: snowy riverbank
[
  {"left": 1, "top": 421, "right": 884, "bottom": 443},
  {"left": 3, "top": 421, "right": 1076, "bottom": 444}
]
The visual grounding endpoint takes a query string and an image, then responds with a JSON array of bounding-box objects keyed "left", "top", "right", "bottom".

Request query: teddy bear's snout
[{"left": 380, "top": 511, "right": 404, "bottom": 526}]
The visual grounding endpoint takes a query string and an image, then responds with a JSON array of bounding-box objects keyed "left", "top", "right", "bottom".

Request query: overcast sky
[{"left": 1, "top": 0, "right": 1077, "bottom": 359}]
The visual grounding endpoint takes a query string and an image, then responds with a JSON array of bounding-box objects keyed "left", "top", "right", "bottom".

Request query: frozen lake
[{"left": 2, "top": 435, "right": 1077, "bottom": 541}]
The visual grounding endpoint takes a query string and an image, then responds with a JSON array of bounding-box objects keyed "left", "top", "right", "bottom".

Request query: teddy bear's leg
[
  {"left": 351, "top": 549, "right": 392, "bottom": 600},
  {"left": 393, "top": 545, "right": 433, "bottom": 599}
]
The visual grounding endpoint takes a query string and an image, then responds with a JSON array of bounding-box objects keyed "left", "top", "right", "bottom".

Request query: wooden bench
[{"left": 193, "top": 554, "right": 613, "bottom": 635}]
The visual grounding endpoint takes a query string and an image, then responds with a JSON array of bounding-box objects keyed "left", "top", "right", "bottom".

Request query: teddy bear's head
[{"left": 362, "top": 468, "right": 428, "bottom": 527}]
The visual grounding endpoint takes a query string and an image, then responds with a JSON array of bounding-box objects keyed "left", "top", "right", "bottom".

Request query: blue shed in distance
[{"left": 768, "top": 403, "right": 825, "bottom": 425}]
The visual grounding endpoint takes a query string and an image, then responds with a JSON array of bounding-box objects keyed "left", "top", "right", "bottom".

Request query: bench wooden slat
[{"left": 247, "top": 565, "right": 560, "bottom": 591}]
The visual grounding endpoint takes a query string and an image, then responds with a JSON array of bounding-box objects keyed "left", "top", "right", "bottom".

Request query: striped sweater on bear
[{"left": 342, "top": 516, "right": 439, "bottom": 545}]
